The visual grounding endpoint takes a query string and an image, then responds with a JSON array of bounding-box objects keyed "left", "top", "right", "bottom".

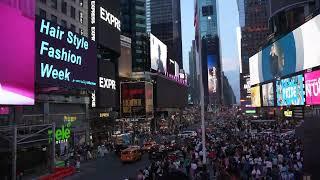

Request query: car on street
[
  {"left": 114, "top": 144, "right": 129, "bottom": 157},
  {"left": 120, "top": 146, "right": 142, "bottom": 163}
]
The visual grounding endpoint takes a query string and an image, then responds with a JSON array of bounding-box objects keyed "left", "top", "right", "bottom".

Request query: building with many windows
[
  {"left": 150, "top": 0, "right": 183, "bottom": 68},
  {"left": 37, "top": 0, "right": 88, "bottom": 36},
  {"left": 120, "top": 0, "right": 149, "bottom": 72},
  {"left": 237, "top": 0, "right": 270, "bottom": 106},
  {"left": 194, "top": 0, "right": 222, "bottom": 106}
]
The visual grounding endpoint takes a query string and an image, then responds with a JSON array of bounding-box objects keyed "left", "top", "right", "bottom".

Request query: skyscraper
[
  {"left": 150, "top": 0, "right": 183, "bottom": 68},
  {"left": 188, "top": 40, "right": 199, "bottom": 104},
  {"left": 238, "top": 0, "right": 270, "bottom": 106},
  {"left": 194, "top": 0, "right": 222, "bottom": 106},
  {"left": 120, "top": 0, "right": 149, "bottom": 72}
]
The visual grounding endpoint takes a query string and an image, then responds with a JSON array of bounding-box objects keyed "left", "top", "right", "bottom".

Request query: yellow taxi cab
[{"left": 120, "top": 146, "right": 142, "bottom": 162}]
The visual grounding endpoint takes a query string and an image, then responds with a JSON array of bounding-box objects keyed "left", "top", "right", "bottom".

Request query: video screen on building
[
  {"left": 167, "top": 59, "right": 175, "bottom": 75},
  {"left": 251, "top": 85, "right": 261, "bottom": 107},
  {"left": 249, "top": 14, "right": 320, "bottom": 85},
  {"left": 89, "top": 0, "right": 121, "bottom": 54},
  {"left": 276, "top": 74, "right": 305, "bottom": 106},
  {"left": 305, "top": 70, "right": 320, "bottom": 105},
  {"left": 262, "top": 82, "right": 274, "bottom": 107},
  {"left": 208, "top": 55, "right": 218, "bottom": 95},
  {"left": 97, "top": 60, "right": 117, "bottom": 108},
  {"left": 0, "top": 0, "right": 35, "bottom": 105},
  {"left": 150, "top": 33, "right": 167, "bottom": 74},
  {"left": 36, "top": 18, "right": 97, "bottom": 90},
  {"left": 145, "top": 82, "right": 154, "bottom": 117},
  {"left": 121, "top": 82, "right": 146, "bottom": 118}
]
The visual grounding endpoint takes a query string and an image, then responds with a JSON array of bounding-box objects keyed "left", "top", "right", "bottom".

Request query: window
[
  {"left": 79, "top": 11, "right": 83, "bottom": 24},
  {"left": 39, "top": 9, "right": 46, "bottom": 18},
  {"left": 70, "top": 24, "right": 76, "bottom": 32},
  {"left": 51, "top": 0, "right": 57, "bottom": 9},
  {"left": 71, "top": 6, "right": 76, "bottom": 19},
  {"left": 79, "top": 28, "right": 84, "bottom": 35},
  {"left": 61, "top": 19, "right": 67, "bottom": 28},
  {"left": 62, "top": 1, "right": 67, "bottom": 14},
  {"left": 51, "top": 15, "right": 57, "bottom": 23},
  {"left": 40, "top": 0, "right": 46, "bottom": 4},
  {"left": 79, "top": 0, "right": 83, "bottom": 7}
]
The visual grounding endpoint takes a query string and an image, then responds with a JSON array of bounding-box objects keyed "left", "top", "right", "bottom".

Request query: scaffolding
[{"left": 0, "top": 123, "right": 56, "bottom": 180}]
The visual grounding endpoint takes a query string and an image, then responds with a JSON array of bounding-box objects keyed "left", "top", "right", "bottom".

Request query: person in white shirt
[{"left": 252, "top": 166, "right": 261, "bottom": 179}]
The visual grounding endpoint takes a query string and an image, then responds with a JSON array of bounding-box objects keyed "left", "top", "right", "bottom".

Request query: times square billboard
[
  {"left": 249, "top": 14, "right": 320, "bottom": 86},
  {"left": 250, "top": 85, "right": 261, "bottom": 108},
  {"left": 208, "top": 55, "right": 218, "bottom": 96},
  {"left": 120, "top": 82, "right": 154, "bottom": 118},
  {"left": 150, "top": 33, "right": 167, "bottom": 74},
  {"left": 262, "top": 82, "right": 275, "bottom": 107},
  {"left": 305, "top": 69, "right": 320, "bottom": 105},
  {"left": 0, "top": 0, "right": 35, "bottom": 105},
  {"left": 89, "top": 0, "right": 121, "bottom": 54},
  {"left": 276, "top": 74, "right": 305, "bottom": 106},
  {"left": 36, "top": 18, "right": 97, "bottom": 90}
]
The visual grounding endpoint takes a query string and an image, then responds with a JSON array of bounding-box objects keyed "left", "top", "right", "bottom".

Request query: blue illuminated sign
[{"left": 276, "top": 74, "right": 305, "bottom": 106}]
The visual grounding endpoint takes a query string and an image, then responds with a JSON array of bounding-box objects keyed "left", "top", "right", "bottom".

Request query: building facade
[
  {"left": 37, "top": 0, "right": 88, "bottom": 37},
  {"left": 195, "top": 0, "right": 222, "bottom": 106},
  {"left": 120, "top": 0, "right": 149, "bottom": 72},
  {"left": 150, "top": 0, "right": 183, "bottom": 68},
  {"left": 188, "top": 40, "right": 199, "bottom": 104},
  {"left": 238, "top": 0, "right": 270, "bottom": 106}
]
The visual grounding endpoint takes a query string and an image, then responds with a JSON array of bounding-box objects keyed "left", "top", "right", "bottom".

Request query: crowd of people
[
  {"left": 206, "top": 116, "right": 304, "bottom": 179},
  {"left": 130, "top": 107, "right": 304, "bottom": 180}
]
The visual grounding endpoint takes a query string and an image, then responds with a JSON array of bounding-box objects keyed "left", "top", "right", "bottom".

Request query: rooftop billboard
[{"left": 250, "top": 14, "right": 320, "bottom": 85}]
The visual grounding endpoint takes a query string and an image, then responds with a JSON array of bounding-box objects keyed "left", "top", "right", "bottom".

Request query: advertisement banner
[
  {"left": 208, "top": 55, "right": 218, "bottom": 95},
  {"left": 262, "top": 82, "right": 274, "bottom": 107},
  {"left": 145, "top": 82, "right": 154, "bottom": 117},
  {"left": 250, "top": 14, "right": 320, "bottom": 85},
  {"left": 305, "top": 70, "right": 320, "bottom": 105},
  {"left": 121, "top": 82, "right": 146, "bottom": 118},
  {"left": 89, "top": 0, "right": 120, "bottom": 54},
  {"left": 276, "top": 75, "right": 305, "bottom": 106},
  {"left": 36, "top": 18, "right": 97, "bottom": 89},
  {"left": 251, "top": 86, "right": 261, "bottom": 107},
  {"left": 97, "top": 60, "right": 117, "bottom": 107},
  {"left": 0, "top": 0, "right": 35, "bottom": 105},
  {"left": 150, "top": 33, "right": 167, "bottom": 74}
]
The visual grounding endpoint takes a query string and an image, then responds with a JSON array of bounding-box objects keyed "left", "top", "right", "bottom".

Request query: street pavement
[{"left": 65, "top": 153, "right": 150, "bottom": 180}]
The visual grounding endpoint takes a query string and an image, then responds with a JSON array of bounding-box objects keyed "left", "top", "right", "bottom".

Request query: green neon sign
[{"left": 48, "top": 122, "right": 71, "bottom": 144}]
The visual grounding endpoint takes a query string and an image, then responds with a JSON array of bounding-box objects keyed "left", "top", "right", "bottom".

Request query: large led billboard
[
  {"left": 276, "top": 74, "right": 305, "bottom": 106},
  {"left": 208, "top": 55, "right": 218, "bottom": 95},
  {"left": 145, "top": 82, "right": 154, "bottom": 117},
  {"left": 251, "top": 85, "right": 261, "bottom": 107},
  {"left": 250, "top": 14, "right": 320, "bottom": 85},
  {"left": 121, "top": 82, "right": 146, "bottom": 118},
  {"left": 36, "top": 18, "right": 97, "bottom": 90},
  {"left": 89, "top": 0, "right": 121, "bottom": 54},
  {"left": 305, "top": 70, "right": 320, "bottom": 105},
  {"left": 97, "top": 60, "right": 117, "bottom": 107},
  {"left": 0, "top": 0, "right": 35, "bottom": 105},
  {"left": 150, "top": 33, "right": 167, "bottom": 74},
  {"left": 262, "top": 82, "right": 274, "bottom": 107}
]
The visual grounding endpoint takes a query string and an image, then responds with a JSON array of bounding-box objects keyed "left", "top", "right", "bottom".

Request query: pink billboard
[
  {"left": 305, "top": 70, "right": 320, "bottom": 105},
  {"left": 0, "top": 0, "right": 35, "bottom": 105}
]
